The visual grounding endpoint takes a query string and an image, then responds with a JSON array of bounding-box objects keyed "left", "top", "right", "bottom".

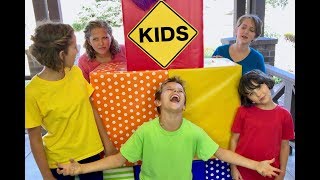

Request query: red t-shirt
[
  {"left": 78, "top": 44, "right": 127, "bottom": 82},
  {"left": 231, "top": 105, "right": 294, "bottom": 180}
]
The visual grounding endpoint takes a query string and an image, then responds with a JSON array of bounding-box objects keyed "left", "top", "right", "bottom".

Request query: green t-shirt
[{"left": 120, "top": 117, "right": 219, "bottom": 180}]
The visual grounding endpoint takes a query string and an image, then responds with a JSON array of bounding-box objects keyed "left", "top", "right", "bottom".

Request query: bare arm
[
  {"left": 275, "top": 140, "right": 290, "bottom": 180},
  {"left": 27, "top": 126, "right": 56, "bottom": 180},
  {"left": 57, "top": 152, "right": 127, "bottom": 176},
  {"left": 90, "top": 99, "right": 118, "bottom": 156},
  {"left": 214, "top": 147, "right": 281, "bottom": 178},
  {"left": 229, "top": 133, "right": 243, "bottom": 180}
]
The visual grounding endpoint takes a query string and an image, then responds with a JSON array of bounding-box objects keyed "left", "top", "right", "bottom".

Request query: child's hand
[
  {"left": 230, "top": 166, "right": 243, "bottom": 180},
  {"left": 56, "top": 159, "right": 82, "bottom": 176},
  {"left": 256, "top": 158, "right": 282, "bottom": 178}
]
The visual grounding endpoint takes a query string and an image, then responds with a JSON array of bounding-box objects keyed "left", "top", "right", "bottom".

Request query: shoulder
[
  {"left": 216, "top": 44, "right": 229, "bottom": 50},
  {"left": 275, "top": 105, "right": 292, "bottom": 116},
  {"left": 78, "top": 53, "right": 90, "bottom": 63},
  {"left": 250, "top": 48, "right": 264, "bottom": 59}
]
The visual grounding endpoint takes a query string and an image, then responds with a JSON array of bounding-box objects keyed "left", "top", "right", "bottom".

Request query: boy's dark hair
[
  {"left": 238, "top": 69, "right": 274, "bottom": 106},
  {"left": 236, "top": 14, "right": 263, "bottom": 39},
  {"left": 155, "top": 76, "right": 186, "bottom": 114},
  {"left": 83, "top": 20, "right": 120, "bottom": 60},
  {"left": 29, "top": 21, "right": 74, "bottom": 72}
]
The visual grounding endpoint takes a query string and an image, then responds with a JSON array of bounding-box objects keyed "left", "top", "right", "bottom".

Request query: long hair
[{"left": 83, "top": 20, "right": 120, "bottom": 60}]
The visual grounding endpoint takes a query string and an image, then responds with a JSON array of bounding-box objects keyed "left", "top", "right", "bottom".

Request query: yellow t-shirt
[{"left": 25, "top": 66, "right": 103, "bottom": 168}]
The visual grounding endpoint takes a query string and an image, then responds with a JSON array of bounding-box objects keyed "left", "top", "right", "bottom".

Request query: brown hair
[
  {"left": 155, "top": 76, "right": 186, "bottom": 114},
  {"left": 83, "top": 20, "right": 120, "bottom": 60},
  {"left": 238, "top": 69, "right": 274, "bottom": 106},
  {"left": 236, "top": 14, "right": 263, "bottom": 39},
  {"left": 28, "top": 21, "right": 74, "bottom": 72}
]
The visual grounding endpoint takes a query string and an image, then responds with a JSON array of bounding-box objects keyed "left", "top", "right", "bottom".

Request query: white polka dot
[
  {"left": 121, "top": 84, "right": 125, "bottom": 88},
  {"left": 116, "top": 96, "right": 120, "bottom": 99},
  {"left": 108, "top": 85, "right": 112, "bottom": 89},
  {"left": 137, "top": 119, "right": 140, "bottom": 122},
  {"left": 94, "top": 79, "right": 98, "bottom": 83},
  {"left": 135, "top": 98, "right": 139, "bottom": 102},
  {"left": 106, "top": 125, "right": 110, "bottom": 128},
  {"left": 119, "top": 130, "right": 123, "bottom": 134},
  {"left": 97, "top": 101, "right": 101, "bottom": 104},
  {"left": 103, "top": 96, "right": 107, "bottom": 100},
  {"left": 215, "top": 175, "right": 219, "bottom": 179},
  {"left": 134, "top": 84, "right": 138, "bottom": 88},
  {"left": 101, "top": 82, "right": 105, "bottom": 86},
  {"left": 129, "top": 102, "right": 133, "bottom": 106},
  {"left": 131, "top": 122, "right": 135, "bottom": 126},
  {"left": 141, "top": 94, "right": 145, "bottom": 98},
  {"left": 96, "top": 93, "right": 100, "bottom": 97},
  {"left": 128, "top": 88, "right": 132, "bottom": 92},
  {"left": 122, "top": 92, "right": 126, "bottom": 96},
  {"left": 143, "top": 115, "right": 146, "bottom": 118},
  {"left": 120, "top": 77, "right": 124, "bottom": 81},
  {"left": 114, "top": 81, "right": 118, "bottom": 85},
  {"left": 125, "top": 120, "right": 128, "bottom": 123},
  {"left": 129, "top": 95, "right": 132, "bottom": 98},
  {"left": 120, "top": 137, "right": 124, "bottom": 140},
  {"left": 111, "top": 114, "right": 115, "bottom": 117},
  {"left": 102, "top": 89, "right": 106, "bottom": 93},
  {"left": 110, "top": 100, "right": 114, "bottom": 103},
  {"left": 124, "top": 113, "right": 127, "bottom": 116},
  {"left": 152, "top": 72, "right": 156, "bottom": 75},
  {"left": 136, "top": 112, "right": 140, "bottom": 116},
  {"left": 118, "top": 117, "right": 122, "bottom": 120},
  {"left": 115, "top": 89, "right": 119, "bottom": 92},
  {"left": 113, "top": 74, "right": 117, "bottom": 78},
  {"left": 111, "top": 107, "right": 114, "bottom": 110},
  {"left": 112, "top": 121, "right": 116, "bottom": 124},
  {"left": 98, "top": 108, "right": 102, "bottom": 111},
  {"left": 147, "top": 97, "right": 152, "bottom": 101},
  {"left": 133, "top": 76, "right": 137, "bottom": 80},
  {"left": 142, "top": 101, "right": 146, "bottom": 105},
  {"left": 104, "top": 104, "right": 108, "bottom": 107},
  {"left": 117, "top": 110, "right": 121, "bottom": 113},
  {"left": 152, "top": 79, "right": 156, "bottom": 83},
  {"left": 104, "top": 111, "right": 108, "bottom": 114},
  {"left": 130, "top": 116, "right": 134, "bottom": 119},
  {"left": 119, "top": 124, "right": 122, "bottom": 127},
  {"left": 126, "top": 133, "right": 129, "bottom": 136},
  {"left": 109, "top": 92, "right": 113, "bottom": 96},
  {"left": 113, "top": 127, "right": 117, "bottom": 131},
  {"left": 107, "top": 78, "right": 111, "bottom": 82},
  {"left": 134, "top": 91, "right": 138, "bottom": 95},
  {"left": 135, "top": 105, "right": 139, "bottom": 109},
  {"left": 130, "top": 109, "right": 133, "bottom": 113},
  {"left": 114, "top": 141, "right": 118, "bottom": 144},
  {"left": 146, "top": 83, "right": 150, "bottom": 87}
]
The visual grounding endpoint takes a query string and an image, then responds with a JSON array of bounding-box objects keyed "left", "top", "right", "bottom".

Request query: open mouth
[{"left": 170, "top": 95, "right": 180, "bottom": 103}]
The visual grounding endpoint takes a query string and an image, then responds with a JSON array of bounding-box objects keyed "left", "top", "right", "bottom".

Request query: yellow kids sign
[{"left": 128, "top": 1, "right": 198, "bottom": 68}]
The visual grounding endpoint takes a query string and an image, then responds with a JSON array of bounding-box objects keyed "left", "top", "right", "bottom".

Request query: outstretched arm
[
  {"left": 214, "top": 147, "right": 281, "bottom": 178},
  {"left": 57, "top": 152, "right": 127, "bottom": 176}
]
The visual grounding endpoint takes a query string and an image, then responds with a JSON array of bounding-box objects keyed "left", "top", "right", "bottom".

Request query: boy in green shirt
[{"left": 57, "top": 76, "right": 281, "bottom": 180}]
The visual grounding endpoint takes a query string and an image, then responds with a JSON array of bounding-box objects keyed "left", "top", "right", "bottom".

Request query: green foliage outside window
[{"left": 72, "top": 0, "right": 122, "bottom": 32}]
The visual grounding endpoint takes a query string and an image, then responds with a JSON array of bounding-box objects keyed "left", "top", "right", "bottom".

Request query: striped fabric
[{"left": 74, "top": 166, "right": 134, "bottom": 180}]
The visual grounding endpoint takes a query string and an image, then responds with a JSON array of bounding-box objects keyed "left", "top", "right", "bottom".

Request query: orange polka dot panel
[{"left": 90, "top": 65, "right": 169, "bottom": 166}]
